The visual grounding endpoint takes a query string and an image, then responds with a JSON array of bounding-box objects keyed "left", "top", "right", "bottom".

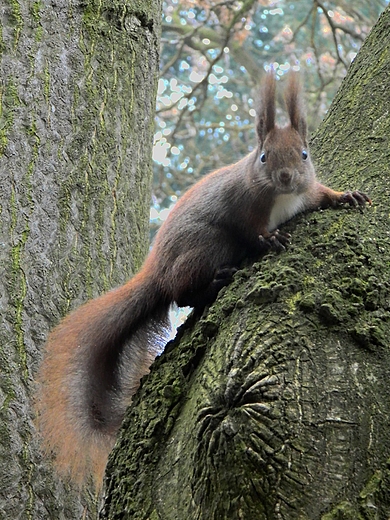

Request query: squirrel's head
[{"left": 255, "top": 72, "right": 315, "bottom": 194}]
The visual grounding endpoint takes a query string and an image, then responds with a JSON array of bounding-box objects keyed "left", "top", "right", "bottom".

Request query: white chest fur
[{"left": 267, "top": 192, "right": 307, "bottom": 232}]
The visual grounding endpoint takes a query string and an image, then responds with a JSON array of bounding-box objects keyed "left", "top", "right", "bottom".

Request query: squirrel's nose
[{"left": 279, "top": 170, "right": 292, "bottom": 185}]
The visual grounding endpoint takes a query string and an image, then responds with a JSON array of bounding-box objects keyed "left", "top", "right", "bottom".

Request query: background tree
[
  {"left": 151, "top": 0, "right": 386, "bottom": 236},
  {"left": 102, "top": 4, "right": 390, "bottom": 519},
  {"left": 0, "top": 1, "right": 161, "bottom": 518}
]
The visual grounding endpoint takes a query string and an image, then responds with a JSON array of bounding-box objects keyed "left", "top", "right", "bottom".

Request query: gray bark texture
[
  {"left": 0, "top": 1, "right": 161, "bottom": 518},
  {"left": 101, "top": 6, "right": 390, "bottom": 520}
]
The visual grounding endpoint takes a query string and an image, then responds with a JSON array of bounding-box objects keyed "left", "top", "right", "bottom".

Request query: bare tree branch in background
[{"left": 151, "top": 0, "right": 386, "bottom": 231}]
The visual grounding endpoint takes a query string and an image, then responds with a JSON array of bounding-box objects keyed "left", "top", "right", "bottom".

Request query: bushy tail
[{"left": 35, "top": 267, "right": 170, "bottom": 486}]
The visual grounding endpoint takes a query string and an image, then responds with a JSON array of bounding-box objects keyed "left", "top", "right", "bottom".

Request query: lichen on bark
[{"left": 0, "top": 1, "right": 162, "bottom": 518}]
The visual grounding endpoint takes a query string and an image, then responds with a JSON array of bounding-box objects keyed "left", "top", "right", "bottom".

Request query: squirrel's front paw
[
  {"left": 259, "top": 230, "right": 291, "bottom": 252},
  {"left": 340, "top": 190, "right": 371, "bottom": 207}
]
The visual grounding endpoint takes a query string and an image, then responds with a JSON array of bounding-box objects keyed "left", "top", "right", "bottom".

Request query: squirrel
[{"left": 35, "top": 72, "right": 370, "bottom": 486}]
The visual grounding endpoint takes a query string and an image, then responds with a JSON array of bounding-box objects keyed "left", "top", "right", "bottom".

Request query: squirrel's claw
[
  {"left": 340, "top": 190, "right": 371, "bottom": 207},
  {"left": 259, "top": 229, "right": 291, "bottom": 252}
]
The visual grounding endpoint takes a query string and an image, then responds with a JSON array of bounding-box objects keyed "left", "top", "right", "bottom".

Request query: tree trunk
[
  {"left": 102, "top": 6, "right": 390, "bottom": 520},
  {"left": 0, "top": 1, "right": 161, "bottom": 518}
]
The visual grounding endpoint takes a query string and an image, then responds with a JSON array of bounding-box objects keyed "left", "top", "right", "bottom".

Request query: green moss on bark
[
  {"left": 5, "top": 0, "right": 23, "bottom": 45},
  {"left": 103, "top": 6, "right": 390, "bottom": 519},
  {"left": 0, "top": 1, "right": 162, "bottom": 518}
]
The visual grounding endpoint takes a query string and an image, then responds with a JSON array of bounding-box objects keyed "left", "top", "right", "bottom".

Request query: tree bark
[
  {"left": 102, "top": 6, "right": 390, "bottom": 520},
  {"left": 0, "top": 1, "right": 161, "bottom": 518}
]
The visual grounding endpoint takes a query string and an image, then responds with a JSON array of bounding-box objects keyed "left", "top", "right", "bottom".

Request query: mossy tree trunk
[
  {"left": 0, "top": 1, "right": 161, "bottom": 518},
  {"left": 102, "top": 6, "right": 390, "bottom": 520}
]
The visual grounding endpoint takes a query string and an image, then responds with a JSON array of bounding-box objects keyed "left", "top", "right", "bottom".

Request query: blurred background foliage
[{"left": 151, "top": 0, "right": 387, "bottom": 233}]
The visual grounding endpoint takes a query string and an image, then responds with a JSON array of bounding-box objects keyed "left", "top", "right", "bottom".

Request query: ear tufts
[
  {"left": 256, "top": 72, "right": 276, "bottom": 145},
  {"left": 284, "top": 72, "right": 307, "bottom": 141}
]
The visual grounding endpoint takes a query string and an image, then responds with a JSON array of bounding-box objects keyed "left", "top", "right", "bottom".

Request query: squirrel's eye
[
  {"left": 302, "top": 150, "right": 308, "bottom": 160},
  {"left": 260, "top": 152, "right": 266, "bottom": 163}
]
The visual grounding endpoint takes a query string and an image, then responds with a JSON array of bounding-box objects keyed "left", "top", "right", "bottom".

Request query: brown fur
[{"left": 35, "top": 72, "right": 370, "bottom": 487}]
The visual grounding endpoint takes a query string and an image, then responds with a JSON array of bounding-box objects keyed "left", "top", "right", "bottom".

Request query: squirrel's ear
[
  {"left": 284, "top": 72, "right": 308, "bottom": 142},
  {"left": 256, "top": 72, "right": 276, "bottom": 145}
]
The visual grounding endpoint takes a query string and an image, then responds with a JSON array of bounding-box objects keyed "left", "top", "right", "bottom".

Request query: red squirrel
[{"left": 36, "top": 73, "right": 370, "bottom": 485}]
